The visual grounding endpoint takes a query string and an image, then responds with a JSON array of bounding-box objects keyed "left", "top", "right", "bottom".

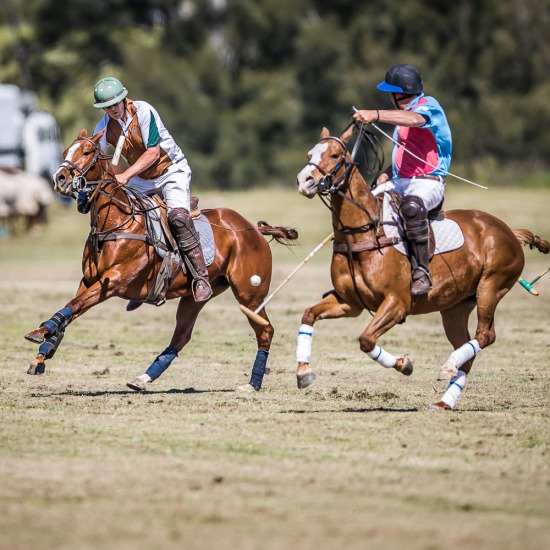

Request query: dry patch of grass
[{"left": 1, "top": 188, "right": 549, "bottom": 549}]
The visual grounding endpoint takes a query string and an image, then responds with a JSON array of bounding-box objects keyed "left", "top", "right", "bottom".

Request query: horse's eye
[
  {"left": 83, "top": 151, "right": 92, "bottom": 156},
  {"left": 330, "top": 153, "right": 340, "bottom": 159}
]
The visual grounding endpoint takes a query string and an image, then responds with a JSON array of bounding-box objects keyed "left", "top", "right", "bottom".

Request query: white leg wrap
[
  {"left": 448, "top": 339, "right": 481, "bottom": 368},
  {"left": 367, "top": 344, "right": 397, "bottom": 369},
  {"left": 296, "top": 324, "right": 314, "bottom": 363},
  {"left": 138, "top": 373, "right": 151, "bottom": 383},
  {"left": 441, "top": 370, "right": 467, "bottom": 409}
]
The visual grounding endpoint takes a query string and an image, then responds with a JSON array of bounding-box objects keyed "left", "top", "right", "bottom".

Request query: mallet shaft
[
  {"left": 253, "top": 232, "right": 334, "bottom": 315},
  {"left": 529, "top": 267, "right": 550, "bottom": 285},
  {"left": 239, "top": 232, "right": 334, "bottom": 326}
]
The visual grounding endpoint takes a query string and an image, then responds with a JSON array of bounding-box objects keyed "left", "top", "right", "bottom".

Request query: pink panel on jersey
[{"left": 394, "top": 126, "right": 438, "bottom": 178}]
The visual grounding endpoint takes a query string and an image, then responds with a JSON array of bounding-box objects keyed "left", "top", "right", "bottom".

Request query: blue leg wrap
[
  {"left": 145, "top": 346, "right": 179, "bottom": 381},
  {"left": 38, "top": 328, "right": 66, "bottom": 359},
  {"left": 249, "top": 350, "right": 269, "bottom": 390},
  {"left": 42, "top": 306, "right": 73, "bottom": 334}
]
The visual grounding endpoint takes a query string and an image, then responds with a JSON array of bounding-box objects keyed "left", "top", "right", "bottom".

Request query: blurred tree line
[{"left": 1, "top": 0, "right": 549, "bottom": 189}]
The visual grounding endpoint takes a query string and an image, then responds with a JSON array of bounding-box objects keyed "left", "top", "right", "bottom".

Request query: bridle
[
  {"left": 311, "top": 123, "right": 385, "bottom": 228},
  {"left": 60, "top": 136, "right": 114, "bottom": 199}
]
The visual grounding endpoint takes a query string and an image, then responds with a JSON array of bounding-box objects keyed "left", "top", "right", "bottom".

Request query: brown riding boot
[
  {"left": 400, "top": 196, "right": 432, "bottom": 297},
  {"left": 407, "top": 233, "right": 432, "bottom": 296},
  {"left": 168, "top": 208, "right": 213, "bottom": 302}
]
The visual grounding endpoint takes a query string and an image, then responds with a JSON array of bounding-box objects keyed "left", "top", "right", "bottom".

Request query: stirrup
[
  {"left": 192, "top": 279, "right": 213, "bottom": 302},
  {"left": 411, "top": 267, "right": 432, "bottom": 296}
]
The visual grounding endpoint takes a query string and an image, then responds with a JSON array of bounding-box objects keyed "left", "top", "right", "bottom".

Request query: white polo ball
[{"left": 250, "top": 275, "right": 262, "bottom": 286}]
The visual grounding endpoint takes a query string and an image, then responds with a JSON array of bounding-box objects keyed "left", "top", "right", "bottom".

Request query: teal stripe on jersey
[{"left": 147, "top": 111, "right": 161, "bottom": 147}]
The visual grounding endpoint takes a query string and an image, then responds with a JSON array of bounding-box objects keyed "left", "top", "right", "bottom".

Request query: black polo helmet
[{"left": 377, "top": 64, "right": 423, "bottom": 95}]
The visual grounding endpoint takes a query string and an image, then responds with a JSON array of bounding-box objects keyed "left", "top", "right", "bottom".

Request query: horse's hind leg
[
  {"left": 235, "top": 310, "right": 274, "bottom": 393},
  {"left": 127, "top": 296, "right": 206, "bottom": 391},
  {"left": 430, "top": 298, "right": 476, "bottom": 410},
  {"left": 437, "top": 276, "right": 514, "bottom": 381}
]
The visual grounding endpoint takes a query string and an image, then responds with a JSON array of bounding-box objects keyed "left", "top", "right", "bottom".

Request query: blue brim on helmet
[{"left": 377, "top": 81, "right": 404, "bottom": 93}]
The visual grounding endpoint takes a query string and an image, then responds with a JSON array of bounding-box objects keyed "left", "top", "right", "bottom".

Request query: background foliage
[{"left": 1, "top": 0, "right": 550, "bottom": 189}]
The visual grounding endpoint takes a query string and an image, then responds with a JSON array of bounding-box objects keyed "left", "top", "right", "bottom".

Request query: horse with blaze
[
  {"left": 295, "top": 125, "right": 548, "bottom": 410},
  {"left": 24, "top": 129, "right": 297, "bottom": 392}
]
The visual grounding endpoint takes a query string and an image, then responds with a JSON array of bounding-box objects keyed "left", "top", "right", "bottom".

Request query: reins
[{"left": 313, "top": 123, "right": 392, "bottom": 314}]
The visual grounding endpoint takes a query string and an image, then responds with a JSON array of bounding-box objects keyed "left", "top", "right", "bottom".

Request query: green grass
[{"left": 0, "top": 186, "right": 549, "bottom": 550}]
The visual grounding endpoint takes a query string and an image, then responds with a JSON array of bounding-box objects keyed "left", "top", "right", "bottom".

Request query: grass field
[{"left": 1, "top": 185, "right": 549, "bottom": 550}]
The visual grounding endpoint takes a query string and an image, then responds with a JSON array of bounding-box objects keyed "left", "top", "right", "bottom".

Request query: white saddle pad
[{"left": 383, "top": 193, "right": 464, "bottom": 256}]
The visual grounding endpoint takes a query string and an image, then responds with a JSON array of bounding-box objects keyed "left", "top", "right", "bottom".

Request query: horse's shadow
[
  {"left": 280, "top": 406, "right": 419, "bottom": 414},
  {"left": 30, "top": 387, "right": 233, "bottom": 398}
]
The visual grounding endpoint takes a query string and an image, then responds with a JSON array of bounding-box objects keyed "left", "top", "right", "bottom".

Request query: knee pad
[
  {"left": 168, "top": 208, "right": 199, "bottom": 250},
  {"left": 399, "top": 195, "right": 427, "bottom": 221},
  {"left": 168, "top": 208, "right": 192, "bottom": 231}
]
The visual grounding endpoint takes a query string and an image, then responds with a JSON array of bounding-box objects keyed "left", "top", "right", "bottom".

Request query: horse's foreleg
[
  {"left": 430, "top": 299, "right": 477, "bottom": 410},
  {"left": 25, "top": 274, "right": 122, "bottom": 375},
  {"left": 127, "top": 296, "right": 206, "bottom": 392},
  {"left": 296, "top": 290, "right": 362, "bottom": 389},
  {"left": 25, "top": 305, "right": 73, "bottom": 374},
  {"left": 357, "top": 295, "right": 411, "bottom": 375}
]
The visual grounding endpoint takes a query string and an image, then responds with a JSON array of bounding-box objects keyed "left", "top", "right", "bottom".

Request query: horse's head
[
  {"left": 53, "top": 129, "right": 107, "bottom": 198},
  {"left": 297, "top": 126, "right": 354, "bottom": 198}
]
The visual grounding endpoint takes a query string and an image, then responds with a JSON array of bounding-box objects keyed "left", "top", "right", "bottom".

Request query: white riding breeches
[
  {"left": 372, "top": 176, "right": 445, "bottom": 212},
  {"left": 128, "top": 161, "right": 192, "bottom": 211}
]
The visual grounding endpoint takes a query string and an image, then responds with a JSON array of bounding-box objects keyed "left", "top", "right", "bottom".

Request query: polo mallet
[
  {"left": 112, "top": 134, "right": 125, "bottom": 166},
  {"left": 517, "top": 266, "right": 550, "bottom": 296},
  {"left": 239, "top": 232, "right": 334, "bottom": 326}
]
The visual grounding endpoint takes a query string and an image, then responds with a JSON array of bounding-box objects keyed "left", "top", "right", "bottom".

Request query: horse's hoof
[
  {"left": 126, "top": 300, "right": 143, "bottom": 312},
  {"left": 27, "top": 362, "right": 45, "bottom": 375},
  {"left": 235, "top": 383, "right": 258, "bottom": 393},
  {"left": 297, "top": 370, "right": 316, "bottom": 389},
  {"left": 394, "top": 356, "right": 413, "bottom": 376},
  {"left": 127, "top": 378, "right": 147, "bottom": 392},
  {"left": 24, "top": 327, "right": 47, "bottom": 344},
  {"left": 428, "top": 400, "right": 452, "bottom": 411}
]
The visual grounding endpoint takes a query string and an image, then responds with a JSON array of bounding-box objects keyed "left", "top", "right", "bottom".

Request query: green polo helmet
[{"left": 93, "top": 77, "right": 128, "bottom": 108}]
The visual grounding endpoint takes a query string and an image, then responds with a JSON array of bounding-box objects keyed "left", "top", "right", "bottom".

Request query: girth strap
[
  {"left": 99, "top": 233, "right": 149, "bottom": 243},
  {"left": 333, "top": 236, "right": 399, "bottom": 254}
]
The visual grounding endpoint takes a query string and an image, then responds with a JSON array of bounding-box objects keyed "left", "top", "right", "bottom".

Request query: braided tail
[
  {"left": 513, "top": 229, "right": 549, "bottom": 254},
  {"left": 257, "top": 221, "right": 299, "bottom": 245}
]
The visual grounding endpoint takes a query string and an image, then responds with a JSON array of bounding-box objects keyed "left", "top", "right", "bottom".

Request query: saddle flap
[{"left": 382, "top": 192, "right": 464, "bottom": 258}]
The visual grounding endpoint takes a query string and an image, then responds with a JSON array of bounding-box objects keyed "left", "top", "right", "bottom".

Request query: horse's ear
[
  {"left": 78, "top": 129, "right": 88, "bottom": 138},
  {"left": 92, "top": 128, "right": 105, "bottom": 142},
  {"left": 320, "top": 127, "right": 330, "bottom": 139},
  {"left": 340, "top": 126, "right": 354, "bottom": 144}
]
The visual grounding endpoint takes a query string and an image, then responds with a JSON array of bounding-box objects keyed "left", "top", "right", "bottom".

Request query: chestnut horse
[
  {"left": 295, "top": 125, "right": 549, "bottom": 410},
  {"left": 24, "top": 129, "right": 297, "bottom": 392}
]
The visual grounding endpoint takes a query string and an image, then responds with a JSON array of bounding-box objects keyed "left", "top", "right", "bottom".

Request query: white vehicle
[{"left": 0, "top": 84, "right": 62, "bottom": 181}]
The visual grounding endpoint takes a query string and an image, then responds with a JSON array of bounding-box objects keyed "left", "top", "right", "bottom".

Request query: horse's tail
[
  {"left": 513, "top": 229, "right": 550, "bottom": 254},
  {"left": 257, "top": 221, "right": 299, "bottom": 245}
]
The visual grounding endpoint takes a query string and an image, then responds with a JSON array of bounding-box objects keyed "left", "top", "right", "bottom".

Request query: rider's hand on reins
[{"left": 353, "top": 109, "right": 380, "bottom": 125}]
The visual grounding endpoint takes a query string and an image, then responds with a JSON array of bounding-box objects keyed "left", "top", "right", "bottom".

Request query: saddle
[
  {"left": 98, "top": 193, "right": 215, "bottom": 306},
  {"left": 381, "top": 192, "right": 464, "bottom": 259}
]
